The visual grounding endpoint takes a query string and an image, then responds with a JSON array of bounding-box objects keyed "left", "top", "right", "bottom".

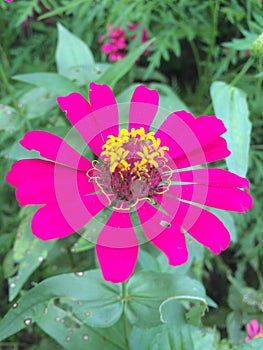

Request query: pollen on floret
[{"left": 87, "top": 127, "right": 172, "bottom": 209}]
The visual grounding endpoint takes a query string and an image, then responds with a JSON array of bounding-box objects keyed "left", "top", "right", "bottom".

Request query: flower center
[{"left": 87, "top": 127, "right": 172, "bottom": 210}]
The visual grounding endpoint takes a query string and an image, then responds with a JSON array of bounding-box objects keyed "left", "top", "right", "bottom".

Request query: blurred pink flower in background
[
  {"left": 99, "top": 23, "right": 151, "bottom": 61},
  {"left": 5, "top": 0, "right": 13, "bottom": 2},
  {"left": 246, "top": 319, "right": 263, "bottom": 342}
]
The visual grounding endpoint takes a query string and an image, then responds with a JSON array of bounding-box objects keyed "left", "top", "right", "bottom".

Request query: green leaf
[
  {"left": 61, "top": 63, "right": 111, "bottom": 86},
  {"left": 210, "top": 81, "right": 251, "bottom": 177},
  {"left": 98, "top": 39, "right": 155, "bottom": 90},
  {"left": 19, "top": 87, "right": 57, "bottom": 119},
  {"left": 152, "top": 325, "right": 194, "bottom": 350},
  {"left": 0, "top": 270, "right": 122, "bottom": 341},
  {"left": 149, "top": 83, "right": 188, "bottom": 112},
  {"left": 210, "top": 208, "right": 237, "bottom": 243},
  {"left": 37, "top": 301, "right": 122, "bottom": 350},
  {"left": 8, "top": 209, "right": 55, "bottom": 301},
  {"left": 232, "top": 338, "right": 263, "bottom": 349},
  {"left": 2, "top": 140, "right": 41, "bottom": 160},
  {"left": 12, "top": 73, "right": 84, "bottom": 96},
  {"left": 56, "top": 23, "right": 94, "bottom": 76},
  {"left": 126, "top": 271, "right": 208, "bottom": 327},
  {"left": 0, "top": 105, "right": 23, "bottom": 132}
]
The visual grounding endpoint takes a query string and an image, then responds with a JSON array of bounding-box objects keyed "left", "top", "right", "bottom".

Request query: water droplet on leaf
[
  {"left": 83, "top": 335, "right": 89, "bottom": 341},
  {"left": 84, "top": 311, "right": 90, "bottom": 317},
  {"left": 10, "top": 283, "right": 16, "bottom": 289},
  {"left": 38, "top": 256, "right": 44, "bottom": 263},
  {"left": 74, "top": 272, "right": 84, "bottom": 277},
  {"left": 65, "top": 336, "right": 71, "bottom": 342},
  {"left": 24, "top": 318, "right": 32, "bottom": 326},
  {"left": 12, "top": 303, "right": 18, "bottom": 309}
]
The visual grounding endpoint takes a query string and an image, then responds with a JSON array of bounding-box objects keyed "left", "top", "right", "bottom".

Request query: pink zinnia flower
[
  {"left": 6, "top": 83, "right": 252, "bottom": 283},
  {"left": 246, "top": 320, "right": 263, "bottom": 342},
  {"left": 99, "top": 23, "right": 151, "bottom": 61}
]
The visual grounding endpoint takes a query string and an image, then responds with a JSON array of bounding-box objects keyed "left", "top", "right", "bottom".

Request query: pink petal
[
  {"left": 172, "top": 168, "right": 250, "bottom": 189},
  {"left": 156, "top": 111, "right": 230, "bottom": 168},
  {"left": 129, "top": 85, "right": 159, "bottom": 130},
  {"left": 20, "top": 131, "right": 91, "bottom": 171},
  {"left": 155, "top": 195, "right": 230, "bottom": 254},
  {"left": 247, "top": 320, "right": 259, "bottom": 337},
  {"left": 8, "top": 160, "right": 93, "bottom": 206},
  {"left": 100, "top": 43, "right": 116, "bottom": 54},
  {"left": 109, "top": 52, "right": 126, "bottom": 61},
  {"left": 88, "top": 83, "right": 119, "bottom": 155},
  {"left": 32, "top": 194, "right": 104, "bottom": 240},
  {"left": 245, "top": 337, "right": 251, "bottom": 342},
  {"left": 137, "top": 201, "right": 188, "bottom": 265},
  {"left": 169, "top": 184, "right": 252, "bottom": 212},
  {"left": 57, "top": 92, "right": 92, "bottom": 126},
  {"left": 96, "top": 211, "right": 138, "bottom": 283},
  {"left": 6, "top": 159, "right": 55, "bottom": 187}
]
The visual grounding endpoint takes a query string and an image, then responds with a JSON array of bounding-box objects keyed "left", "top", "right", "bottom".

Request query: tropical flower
[
  {"left": 6, "top": 83, "right": 252, "bottom": 283},
  {"left": 246, "top": 319, "right": 263, "bottom": 342},
  {"left": 99, "top": 23, "right": 150, "bottom": 61}
]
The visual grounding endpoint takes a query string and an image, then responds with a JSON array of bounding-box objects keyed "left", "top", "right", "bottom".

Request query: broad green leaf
[
  {"left": 0, "top": 105, "right": 23, "bottom": 132},
  {"left": 152, "top": 325, "right": 194, "bottom": 350},
  {"left": 19, "top": 87, "right": 57, "bottom": 119},
  {"left": 160, "top": 297, "right": 207, "bottom": 326},
  {"left": 126, "top": 271, "right": 208, "bottom": 327},
  {"left": 232, "top": 338, "right": 263, "bottom": 349},
  {"left": 149, "top": 83, "right": 188, "bottom": 112},
  {"left": 0, "top": 270, "right": 122, "bottom": 341},
  {"left": 210, "top": 81, "right": 251, "bottom": 177},
  {"left": 8, "top": 209, "right": 55, "bottom": 301},
  {"left": 98, "top": 39, "right": 155, "bottom": 89},
  {"left": 210, "top": 208, "right": 237, "bottom": 243},
  {"left": 37, "top": 301, "right": 122, "bottom": 350},
  {"left": 2, "top": 140, "right": 41, "bottom": 160},
  {"left": 12, "top": 73, "right": 83, "bottom": 96},
  {"left": 56, "top": 23, "right": 94, "bottom": 76},
  {"left": 62, "top": 63, "right": 111, "bottom": 86},
  {"left": 130, "top": 326, "right": 161, "bottom": 350}
]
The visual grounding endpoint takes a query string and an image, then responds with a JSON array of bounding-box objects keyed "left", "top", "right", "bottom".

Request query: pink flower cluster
[
  {"left": 246, "top": 319, "right": 263, "bottom": 342},
  {"left": 99, "top": 23, "right": 150, "bottom": 62}
]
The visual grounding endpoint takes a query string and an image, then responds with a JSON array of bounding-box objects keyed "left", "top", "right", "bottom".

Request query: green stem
[
  {"left": 189, "top": 40, "right": 202, "bottom": 82},
  {"left": 122, "top": 282, "right": 130, "bottom": 350},
  {"left": 0, "top": 61, "right": 31, "bottom": 130},
  {"left": 196, "top": 0, "right": 219, "bottom": 104},
  {"left": 230, "top": 57, "right": 254, "bottom": 87},
  {"left": 256, "top": 57, "right": 263, "bottom": 101}
]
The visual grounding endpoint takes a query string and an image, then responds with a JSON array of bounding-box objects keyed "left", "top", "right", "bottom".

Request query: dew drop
[
  {"left": 25, "top": 249, "right": 31, "bottom": 255},
  {"left": 38, "top": 256, "right": 44, "bottom": 263},
  {"left": 55, "top": 316, "right": 61, "bottom": 322},
  {"left": 12, "top": 303, "right": 18, "bottom": 309},
  {"left": 5, "top": 110, "right": 12, "bottom": 115},
  {"left": 15, "top": 274, "right": 20, "bottom": 280},
  {"left": 24, "top": 318, "right": 32, "bottom": 326},
  {"left": 65, "top": 336, "right": 71, "bottom": 342},
  {"left": 18, "top": 102, "right": 23, "bottom": 108},
  {"left": 10, "top": 282, "right": 16, "bottom": 289},
  {"left": 4, "top": 154, "right": 9, "bottom": 159},
  {"left": 16, "top": 232, "right": 22, "bottom": 239},
  {"left": 83, "top": 335, "right": 89, "bottom": 341},
  {"left": 84, "top": 311, "right": 90, "bottom": 317},
  {"left": 74, "top": 272, "right": 84, "bottom": 277}
]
